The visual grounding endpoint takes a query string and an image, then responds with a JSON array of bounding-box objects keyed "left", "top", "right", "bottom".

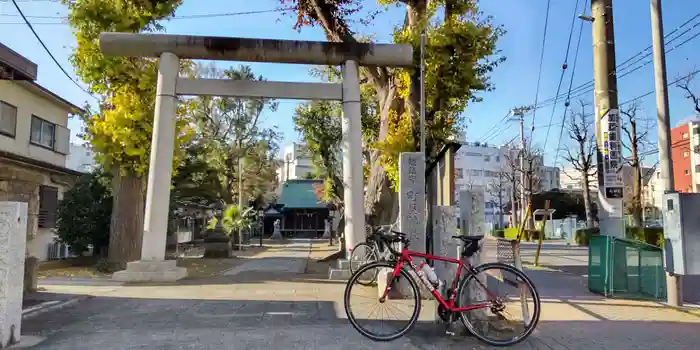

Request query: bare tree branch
[{"left": 676, "top": 69, "right": 700, "bottom": 115}]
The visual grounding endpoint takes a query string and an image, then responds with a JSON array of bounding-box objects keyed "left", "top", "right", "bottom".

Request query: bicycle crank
[{"left": 437, "top": 304, "right": 459, "bottom": 323}]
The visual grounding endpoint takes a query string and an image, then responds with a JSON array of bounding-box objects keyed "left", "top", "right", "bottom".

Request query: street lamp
[
  {"left": 258, "top": 208, "right": 265, "bottom": 247},
  {"left": 328, "top": 205, "right": 336, "bottom": 246}
]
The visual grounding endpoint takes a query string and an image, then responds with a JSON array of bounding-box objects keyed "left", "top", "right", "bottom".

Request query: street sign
[{"left": 600, "top": 108, "right": 623, "bottom": 186}]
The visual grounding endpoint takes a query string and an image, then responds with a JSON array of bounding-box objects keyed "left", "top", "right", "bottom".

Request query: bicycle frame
[{"left": 381, "top": 247, "right": 493, "bottom": 313}]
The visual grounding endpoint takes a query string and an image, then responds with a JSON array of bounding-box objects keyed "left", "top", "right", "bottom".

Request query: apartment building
[
  {"left": 670, "top": 119, "right": 700, "bottom": 193},
  {"left": 0, "top": 43, "right": 84, "bottom": 261},
  {"left": 276, "top": 142, "right": 316, "bottom": 183},
  {"left": 66, "top": 142, "right": 97, "bottom": 172},
  {"left": 560, "top": 165, "right": 655, "bottom": 211},
  {"left": 453, "top": 141, "right": 560, "bottom": 227}
]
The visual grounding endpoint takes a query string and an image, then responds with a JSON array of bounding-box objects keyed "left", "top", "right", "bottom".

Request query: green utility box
[{"left": 588, "top": 235, "right": 666, "bottom": 300}]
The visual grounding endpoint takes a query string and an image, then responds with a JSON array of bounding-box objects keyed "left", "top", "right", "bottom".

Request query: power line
[
  {"left": 542, "top": 0, "right": 582, "bottom": 152},
  {"left": 553, "top": 0, "right": 588, "bottom": 168},
  {"left": 10, "top": 0, "right": 97, "bottom": 100},
  {"left": 0, "top": 7, "right": 292, "bottom": 23},
  {"left": 528, "top": 0, "right": 552, "bottom": 146},
  {"left": 534, "top": 11, "right": 700, "bottom": 109}
]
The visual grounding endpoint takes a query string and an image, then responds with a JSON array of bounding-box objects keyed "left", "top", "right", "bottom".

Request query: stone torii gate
[{"left": 99, "top": 33, "right": 413, "bottom": 281}]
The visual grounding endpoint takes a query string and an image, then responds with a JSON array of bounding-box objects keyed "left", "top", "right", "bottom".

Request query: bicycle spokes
[{"left": 459, "top": 265, "right": 538, "bottom": 344}]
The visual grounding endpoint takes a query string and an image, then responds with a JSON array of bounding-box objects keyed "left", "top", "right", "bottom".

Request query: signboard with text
[{"left": 600, "top": 108, "right": 624, "bottom": 217}]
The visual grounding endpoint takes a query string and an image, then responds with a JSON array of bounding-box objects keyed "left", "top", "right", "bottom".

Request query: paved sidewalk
[{"left": 19, "top": 239, "right": 700, "bottom": 349}]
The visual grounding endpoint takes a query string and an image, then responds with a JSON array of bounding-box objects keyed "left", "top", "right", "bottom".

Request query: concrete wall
[
  {"left": 0, "top": 81, "right": 72, "bottom": 167},
  {"left": 0, "top": 159, "right": 71, "bottom": 262}
]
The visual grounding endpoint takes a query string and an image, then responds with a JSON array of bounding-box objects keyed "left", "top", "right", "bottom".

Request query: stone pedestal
[
  {"left": 112, "top": 260, "right": 187, "bottom": 282},
  {"left": 0, "top": 202, "right": 28, "bottom": 347},
  {"left": 201, "top": 227, "right": 230, "bottom": 258}
]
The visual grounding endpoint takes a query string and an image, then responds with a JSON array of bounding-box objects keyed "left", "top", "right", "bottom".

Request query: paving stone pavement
[
  {"left": 222, "top": 239, "right": 312, "bottom": 276},
  {"left": 18, "top": 239, "right": 700, "bottom": 349}
]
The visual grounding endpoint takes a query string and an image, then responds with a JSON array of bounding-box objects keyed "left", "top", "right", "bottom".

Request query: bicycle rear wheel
[
  {"left": 344, "top": 261, "right": 421, "bottom": 341},
  {"left": 457, "top": 262, "right": 541, "bottom": 347}
]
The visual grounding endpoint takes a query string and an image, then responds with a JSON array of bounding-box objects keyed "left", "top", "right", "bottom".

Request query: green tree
[
  {"left": 184, "top": 64, "right": 281, "bottom": 207},
  {"left": 280, "top": 0, "right": 504, "bottom": 224},
  {"left": 64, "top": 0, "right": 191, "bottom": 266},
  {"left": 55, "top": 169, "right": 113, "bottom": 257}
]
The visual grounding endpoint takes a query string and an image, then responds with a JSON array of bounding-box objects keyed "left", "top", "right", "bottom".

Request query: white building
[
  {"left": 453, "top": 141, "right": 560, "bottom": 227},
  {"left": 276, "top": 142, "right": 315, "bottom": 183},
  {"left": 0, "top": 42, "right": 84, "bottom": 262},
  {"left": 66, "top": 142, "right": 97, "bottom": 172},
  {"left": 560, "top": 165, "right": 656, "bottom": 215}
]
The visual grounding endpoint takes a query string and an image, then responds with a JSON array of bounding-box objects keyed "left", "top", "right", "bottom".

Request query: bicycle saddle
[{"left": 452, "top": 235, "right": 484, "bottom": 243}]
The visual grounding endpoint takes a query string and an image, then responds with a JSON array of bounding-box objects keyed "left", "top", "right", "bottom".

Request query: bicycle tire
[
  {"left": 349, "top": 242, "right": 379, "bottom": 275},
  {"left": 344, "top": 261, "right": 422, "bottom": 341},
  {"left": 457, "top": 262, "right": 541, "bottom": 347}
]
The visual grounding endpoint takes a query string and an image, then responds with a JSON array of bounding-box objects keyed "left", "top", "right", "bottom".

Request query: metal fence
[{"left": 588, "top": 235, "right": 666, "bottom": 300}]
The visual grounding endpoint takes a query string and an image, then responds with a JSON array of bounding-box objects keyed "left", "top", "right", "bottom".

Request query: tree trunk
[
  {"left": 582, "top": 172, "right": 595, "bottom": 228},
  {"left": 510, "top": 177, "right": 517, "bottom": 227},
  {"left": 364, "top": 83, "right": 399, "bottom": 226},
  {"left": 526, "top": 172, "right": 535, "bottom": 229},
  {"left": 108, "top": 170, "right": 146, "bottom": 268},
  {"left": 631, "top": 165, "right": 643, "bottom": 227}
]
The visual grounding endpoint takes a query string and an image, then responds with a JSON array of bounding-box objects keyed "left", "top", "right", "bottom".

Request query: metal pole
[
  {"left": 591, "top": 0, "right": 625, "bottom": 238},
  {"left": 519, "top": 113, "right": 526, "bottom": 212},
  {"left": 650, "top": 0, "right": 681, "bottom": 306},
  {"left": 238, "top": 157, "right": 244, "bottom": 251},
  {"left": 420, "top": 32, "right": 426, "bottom": 155}
]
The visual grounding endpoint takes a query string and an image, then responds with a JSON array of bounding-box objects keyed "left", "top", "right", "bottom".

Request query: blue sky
[{"left": 1, "top": 0, "right": 699, "bottom": 167}]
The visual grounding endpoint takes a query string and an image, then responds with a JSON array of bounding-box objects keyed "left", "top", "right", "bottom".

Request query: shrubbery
[
  {"left": 626, "top": 226, "right": 664, "bottom": 247},
  {"left": 575, "top": 228, "right": 600, "bottom": 246},
  {"left": 55, "top": 170, "right": 112, "bottom": 256}
]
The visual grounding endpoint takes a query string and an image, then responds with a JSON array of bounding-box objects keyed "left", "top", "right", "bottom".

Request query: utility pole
[
  {"left": 420, "top": 32, "right": 426, "bottom": 155},
  {"left": 518, "top": 112, "right": 527, "bottom": 225},
  {"left": 650, "top": 0, "right": 681, "bottom": 306},
  {"left": 591, "top": 0, "right": 625, "bottom": 238}
]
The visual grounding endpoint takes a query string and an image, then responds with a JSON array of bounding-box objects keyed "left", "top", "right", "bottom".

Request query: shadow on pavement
[{"left": 20, "top": 293, "right": 700, "bottom": 350}]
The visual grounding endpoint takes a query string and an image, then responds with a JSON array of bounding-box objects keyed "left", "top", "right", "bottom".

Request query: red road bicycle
[{"left": 343, "top": 230, "right": 541, "bottom": 347}]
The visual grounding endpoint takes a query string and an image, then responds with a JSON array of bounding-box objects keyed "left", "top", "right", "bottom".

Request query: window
[
  {"left": 683, "top": 132, "right": 689, "bottom": 139},
  {"left": 685, "top": 169, "right": 690, "bottom": 175},
  {"left": 0, "top": 101, "right": 17, "bottom": 137},
  {"left": 455, "top": 168, "right": 463, "bottom": 179},
  {"left": 495, "top": 156, "right": 500, "bottom": 162},
  {"left": 30, "top": 116, "right": 55, "bottom": 149},
  {"left": 684, "top": 151, "right": 690, "bottom": 158},
  {"left": 38, "top": 186, "right": 59, "bottom": 228},
  {"left": 484, "top": 155, "right": 490, "bottom": 162}
]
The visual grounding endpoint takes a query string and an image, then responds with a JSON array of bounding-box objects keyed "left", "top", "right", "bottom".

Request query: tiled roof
[{"left": 278, "top": 179, "right": 327, "bottom": 209}]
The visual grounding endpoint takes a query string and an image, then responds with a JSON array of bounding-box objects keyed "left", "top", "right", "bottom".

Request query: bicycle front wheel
[
  {"left": 457, "top": 262, "right": 541, "bottom": 347},
  {"left": 344, "top": 261, "right": 421, "bottom": 341},
  {"left": 349, "top": 242, "right": 379, "bottom": 275}
]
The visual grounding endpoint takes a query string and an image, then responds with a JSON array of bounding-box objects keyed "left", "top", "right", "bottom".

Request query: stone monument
[
  {"left": 271, "top": 219, "right": 283, "bottom": 240},
  {"left": 381, "top": 152, "right": 428, "bottom": 298},
  {"left": 398, "top": 152, "right": 426, "bottom": 252},
  {"left": 0, "top": 202, "right": 28, "bottom": 347},
  {"left": 432, "top": 188, "right": 487, "bottom": 331}
]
